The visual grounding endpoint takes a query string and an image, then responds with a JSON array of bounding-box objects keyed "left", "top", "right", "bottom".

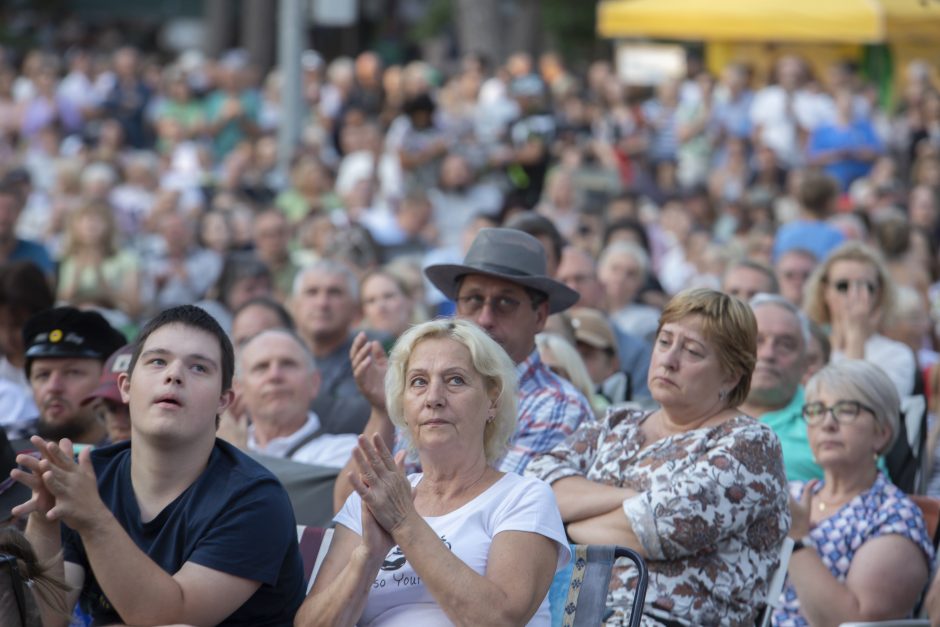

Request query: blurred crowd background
[{"left": 0, "top": 0, "right": 938, "bottom": 405}]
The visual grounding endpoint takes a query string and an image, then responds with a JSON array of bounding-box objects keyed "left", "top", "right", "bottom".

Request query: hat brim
[
  {"left": 425, "top": 263, "right": 579, "bottom": 315},
  {"left": 25, "top": 344, "right": 106, "bottom": 361},
  {"left": 573, "top": 331, "right": 612, "bottom": 350}
]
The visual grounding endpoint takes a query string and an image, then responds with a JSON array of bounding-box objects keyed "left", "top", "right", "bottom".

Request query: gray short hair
[
  {"left": 598, "top": 241, "right": 650, "bottom": 279},
  {"left": 749, "top": 292, "right": 811, "bottom": 347},
  {"left": 385, "top": 319, "right": 518, "bottom": 464},
  {"left": 236, "top": 327, "right": 318, "bottom": 377},
  {"left": 292, "top": 259, "right": 360, "bottom": 303},
  {"left": 805, "top": 360, "right": 900, "bottom": 453}
]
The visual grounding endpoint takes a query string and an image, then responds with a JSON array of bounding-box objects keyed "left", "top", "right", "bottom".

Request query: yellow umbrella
[{"left": 597, "top": 0, "right": 940, "bottom": 44}]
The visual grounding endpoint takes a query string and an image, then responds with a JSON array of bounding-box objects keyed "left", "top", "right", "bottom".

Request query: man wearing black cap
[
  {"left": 20, "top": 307, "right": 126, "bottom": 446},
  {"left": 343, "top": 228, "right": 592, "bottom": 492}
]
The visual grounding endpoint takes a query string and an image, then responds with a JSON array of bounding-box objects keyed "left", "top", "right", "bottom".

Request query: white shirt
[
  {"left": 831, "top": 333, "right": 917, "bottom": 398},
  {"left": 335, "top": 472, "right": 569, "bottom": 627},
  {"left": 247, "top": 412, "right": 356, "bottom": 469},
  {"left": 750, "top": 86, "right": 834, "bottom": 166}
]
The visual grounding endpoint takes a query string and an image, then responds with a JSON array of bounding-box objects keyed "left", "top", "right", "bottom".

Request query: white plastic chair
[{"left": 757, "top": 537, "right": 795, "bottom": 627}]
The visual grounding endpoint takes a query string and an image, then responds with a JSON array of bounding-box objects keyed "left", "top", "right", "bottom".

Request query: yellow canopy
[{"left": 597, "top": 0, "right": 940, "bottom": 44}]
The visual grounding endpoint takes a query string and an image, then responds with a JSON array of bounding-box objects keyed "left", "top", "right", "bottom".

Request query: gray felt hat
[{"left": 424, "top": 228, "right": 579, "bottom": 314}]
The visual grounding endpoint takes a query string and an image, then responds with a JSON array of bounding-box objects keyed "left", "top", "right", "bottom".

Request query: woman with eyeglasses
[
  {"left": 773, "top": 360, "right": 933, "bottom": 626},
  {"left": 803, "top": 241, "right": 917, "bottom": 398}
]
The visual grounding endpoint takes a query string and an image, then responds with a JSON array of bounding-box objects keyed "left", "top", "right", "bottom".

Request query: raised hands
[
  {"left": 351, "top": 332, "right": 389, "bottom": 411},
  {"left": 348, "top": 434, "right": 415, "bottom": 537},
  {"left": 10, "top": 436, "right": 107, "bottom": 532},
  {"left": 788, "top": 479, "right": 818, "bottom": 540},
  {"left": 830, "top": 280, "right": 878, "bottom": 358}
]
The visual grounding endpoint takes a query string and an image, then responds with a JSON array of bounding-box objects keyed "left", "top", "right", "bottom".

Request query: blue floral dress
[{"left": 773, "top": 472, "right": 935, "bottom": 626}]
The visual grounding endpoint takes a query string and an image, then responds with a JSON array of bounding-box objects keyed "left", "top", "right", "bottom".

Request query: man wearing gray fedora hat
[{"left": 339, "top": 228, "right": 592, "bottom": 500}]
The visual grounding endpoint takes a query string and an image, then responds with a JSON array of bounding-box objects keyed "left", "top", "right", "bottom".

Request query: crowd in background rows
[{"left": 0, "top": 35, "right": 937, "bottom": 440}]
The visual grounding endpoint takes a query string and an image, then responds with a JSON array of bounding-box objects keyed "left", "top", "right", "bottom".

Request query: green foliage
[
  {"left": 410, "top": 0, "right": 454, "bottom": 42},
  {"left": 541, "top": 0, "right": 599, "bottom": 62}
]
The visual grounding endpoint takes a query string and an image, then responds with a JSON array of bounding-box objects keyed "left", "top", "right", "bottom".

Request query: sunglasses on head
[{"left": 832, "top": 279, "right": 877, "bottom": 295}]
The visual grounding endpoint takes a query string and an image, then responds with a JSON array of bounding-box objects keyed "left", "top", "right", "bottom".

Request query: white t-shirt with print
[{"left": 334, "top": 472, "right": 570, "bottom": 626}]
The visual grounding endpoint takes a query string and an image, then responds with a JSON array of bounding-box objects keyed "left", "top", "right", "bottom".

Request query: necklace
[{"left": 816, "top": 494, "right": 854, "bottom": 512}]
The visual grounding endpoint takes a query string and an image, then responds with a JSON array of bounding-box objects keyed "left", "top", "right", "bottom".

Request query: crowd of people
[{"left": 0, "top": 31, "right": 937, "bottom": 626}]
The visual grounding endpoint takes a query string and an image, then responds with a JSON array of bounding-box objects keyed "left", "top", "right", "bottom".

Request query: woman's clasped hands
[{"left": 348, "top": 434, "right": 416, "bottom": 555}]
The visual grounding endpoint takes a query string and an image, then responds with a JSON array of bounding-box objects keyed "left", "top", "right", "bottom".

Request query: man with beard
[
  {"left": 20, "top": 307, "right": 126, "bottom": 446},
  {"left": 739, "top": 293, "right": 820, "bottom": 481}
]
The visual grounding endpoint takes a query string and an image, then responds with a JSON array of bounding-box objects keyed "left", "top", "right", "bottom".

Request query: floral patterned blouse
[
  {"left": 773, "top": 472, "right": 934, "bottom": 626},
  {"left": 525, "top": 409, "right": 790, "bottom": 627}
]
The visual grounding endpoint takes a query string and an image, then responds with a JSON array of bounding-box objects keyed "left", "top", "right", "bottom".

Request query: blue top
[
  {"left": 807, "top": 119, "right": 882, "bottom": 191},
  {"left": 8, "top": 238, "right": 53, "bottom": 275},
  {"left": 773, "top": 220, "right": 845, "bottom": 263},
  {"left": 63, "top": 439, "right": 304, "bottom": 626},
  {"left": 774, "top": 472, "right": 934, "bottom": 626}
]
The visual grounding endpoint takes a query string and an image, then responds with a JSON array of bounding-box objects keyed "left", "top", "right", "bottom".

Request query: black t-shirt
[{"left": 63, "top": 439, "right": 304, "bottom": 626}]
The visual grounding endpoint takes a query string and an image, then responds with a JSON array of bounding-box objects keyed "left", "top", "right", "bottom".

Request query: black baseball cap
[{"left": 22, "top": 307, "right": 127, "bottom": 377}]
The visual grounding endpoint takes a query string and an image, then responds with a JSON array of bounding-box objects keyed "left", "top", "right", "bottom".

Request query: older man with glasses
[{"left": 336, "top": 228, "right": 593, "bottom": 508}]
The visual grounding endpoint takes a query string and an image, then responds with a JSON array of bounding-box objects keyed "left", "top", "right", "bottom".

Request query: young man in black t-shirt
[{"left": 12, "top": 305, "right": 304, "bottom": 626}]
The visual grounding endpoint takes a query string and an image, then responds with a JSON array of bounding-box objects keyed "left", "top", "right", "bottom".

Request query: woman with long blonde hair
[{"left": 57, "top": 203, "right": 141, "bottom": 320}]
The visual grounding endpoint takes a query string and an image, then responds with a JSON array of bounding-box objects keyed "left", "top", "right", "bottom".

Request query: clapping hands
[
  {"left": 348, "top": 434, "right": 415, "bottom": 549},
  {"left": 351, "top": 332, "right": 389, "bottom": 411},
  {"left": 10, "top": 436, "right": 106, "bottom": 532}
]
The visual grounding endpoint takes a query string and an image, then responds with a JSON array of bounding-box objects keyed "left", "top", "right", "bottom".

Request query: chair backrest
[
  {"left": 310, "top": 527, "right": 334, "bottom": 593},
  {"left": 560, "top": 544, "right": 648, "bottom": 627},
  {"left": 757, "top": 537, "right": 795, "bottom": 627},
  {"left": 296, "top": 525, "right": 326, "bottom": 592},
  {"left": 886, "top": 395, "right": 928, "bottom": 494},
  {"left": 909, "top": 495, "right": 940, "bottom": 547}
]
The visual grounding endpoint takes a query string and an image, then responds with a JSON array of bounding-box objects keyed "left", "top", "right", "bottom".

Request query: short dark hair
[
  {"left": 128, "top": 305, "right": 235, "bottom": 392},
  {"left": 798, "top": 172, "right": 839, "bottom": 218},
  {"left": 504, "top": 211, "right": 565, "bottom": 264},
  {"left": 232, "top": 296, "right": 294, "bottom": 331},
  {"left": 0, "top": 261, "right": 54, "bottom": 320},
  {"left": 603, "top": 218, "right": 651, "bottom": 253},
  {"left": 214, "top": 252, "right": 272, "bottom": 309}
]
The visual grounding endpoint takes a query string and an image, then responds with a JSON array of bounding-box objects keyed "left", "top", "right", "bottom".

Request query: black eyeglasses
[
  {"left": 456, "top": 294, "right": 523, "bottom": 316},
  {"left": 802, "top": 400, "right": 876, "bottom": 426},
  {"left": 832, "top": 279, "right": 877, "bottom": 295}
]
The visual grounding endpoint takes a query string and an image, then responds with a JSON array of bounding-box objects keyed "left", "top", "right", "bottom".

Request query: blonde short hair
[
  {"left": 805, "top": 359, "right": 900, "bottom": 453},
  {"left": 535, "top": 332, "right": 601, "bottom": 418},
  {"left": 803, "top": 241, "right": 895, "bottom": 327},
  {"left": 385, "top": 319, "right": 518, "bottom": 464},
  {"left": 657, "top": 288, "right": 757, "bottom": 407}
]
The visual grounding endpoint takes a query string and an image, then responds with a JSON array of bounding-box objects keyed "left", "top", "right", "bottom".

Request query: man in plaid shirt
[{"left": 335, "top": 228, "right": 593, "bottom": 508}]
